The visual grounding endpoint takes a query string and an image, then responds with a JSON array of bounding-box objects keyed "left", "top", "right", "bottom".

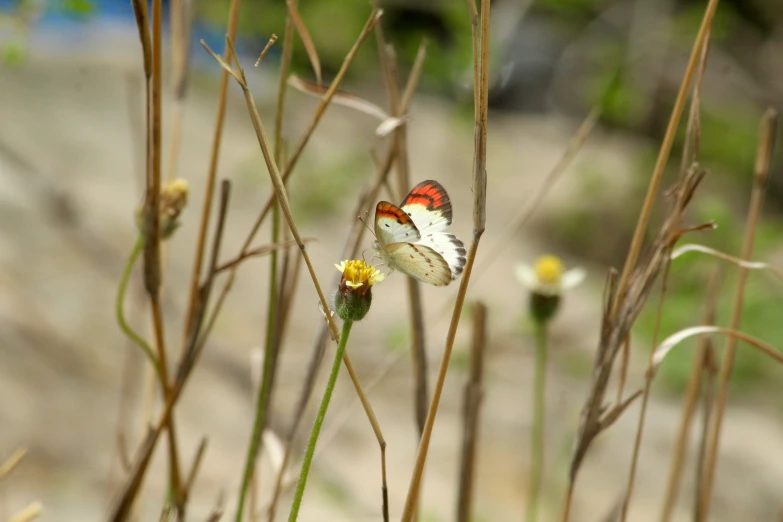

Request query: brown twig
[
  {"left": 562, "top": 163, "right": 708, "bottom": 522},
  {"left": 286, "top": 0, "right": 321, "bottom": 86},
  {"left": 199, "top": 9, "right": 382, "bottom": 349},
  {"left": 399, "top": 0, "right": 490, "bottom": 518},
  {"left": 698, "top": 108, "right": 778, "bottom": 518},
  {"left": 265, "top": 150, "right": 397, "bottom": 521},
  {"left": 374, "top": 23, "right": 428, "bottom": 518},
  {"left": 183, "top": 437, "right": 208, "bottom": 499},
  {"left": 620, "top": 18, "right": 714, "bottom": 519},
  {"left": 659, "top": 268, "right": 722, "bottom": 522},
  {"left": 560, "top": 1, "right": 720, "bottom": 518},
  {"left": 181, "top": 0, "right": 241, "bottom": 342},
  {"left": 610, "top": 0, "right": 719, "bottom": 318},
  {"left": 164, "top": 0, "right": 193, "bottom": 182},
  {"left": 456, "top": 302, "right": 487, "bottom": 522},
  {"left": 694, "top": 344, "right": 717, "bottom": 522},
  {"left": 133, "top": 0, "right": 185, "bottom": 509},
  {"left": 0, "top": 447, "right": 27, "bottom": 479},
  {"left": 202, "top": 26, "right": 389, "bottom": 518},
  {"left": 214, "top": 239, "right": 313, "bottom": 273},
  {"left": 108, "top": 181, "right": 232, "bottom": 522},
  {"left": 265, "top": 38, "right": 427, "bottom": 522}
]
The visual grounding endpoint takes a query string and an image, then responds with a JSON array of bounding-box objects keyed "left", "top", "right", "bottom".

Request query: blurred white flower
[{"left": 515, "top": 255, "right": 586, "bottom": 297}]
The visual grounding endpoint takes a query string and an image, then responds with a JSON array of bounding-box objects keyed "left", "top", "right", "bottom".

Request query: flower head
[
  {"left": 516, "top": 255, "right": 585, "bottom": 323},
  {"left": 516, "top": 255, "right": 585, "bottom": 297},
  {"left": 333, "top": 260, "right": 385, "bottom": 321}
]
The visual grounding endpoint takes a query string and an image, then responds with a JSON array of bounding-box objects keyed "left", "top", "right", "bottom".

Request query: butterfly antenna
[{"left": 358, "top": 213, "right": 376, "bottom": 238}]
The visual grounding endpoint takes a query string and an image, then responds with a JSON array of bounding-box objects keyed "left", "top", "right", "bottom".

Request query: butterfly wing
[
  {"left": 384, "top": 242, "right": 453, "bottom": 286},
  {"left": 374, "top": 201, "right": 421, "bottom": 248},
  {"left": 400, "top": 180, "right": 453, "bottom": 235},
  {"left": 419, "top": 232, "right": 467, "bottom": 280}
]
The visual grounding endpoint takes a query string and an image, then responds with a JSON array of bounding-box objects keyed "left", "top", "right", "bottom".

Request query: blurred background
[{"left": 1, "top": 0, "right": 783, "bottom": 520}]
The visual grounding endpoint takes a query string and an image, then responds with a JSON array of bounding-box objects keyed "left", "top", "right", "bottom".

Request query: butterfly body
[{"left": 373, "top": 180, "right": 466, "bottom": 286}]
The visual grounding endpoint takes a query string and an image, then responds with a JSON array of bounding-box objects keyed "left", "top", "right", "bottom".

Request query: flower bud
[
  {"left": 135, "top": 178, "right": 190, "bottom": 241},
  {"left": 333, "top": 260, "right": 385, "bottom": 321}
]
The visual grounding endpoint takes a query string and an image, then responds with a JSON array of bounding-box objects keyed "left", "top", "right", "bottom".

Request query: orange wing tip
[{"left": 376, "top": 201, "right": 412, "bottom": 223}]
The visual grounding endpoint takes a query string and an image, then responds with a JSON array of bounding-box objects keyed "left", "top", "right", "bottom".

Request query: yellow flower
[
  {"left": 335, "top": 260, "right": 385, "bottom": 292},
  {"left": 334, "top": 260, "right": 384, "bottom": 321},
  {"left": 515, "top": 255, "right": 585, "bottom": 297}
]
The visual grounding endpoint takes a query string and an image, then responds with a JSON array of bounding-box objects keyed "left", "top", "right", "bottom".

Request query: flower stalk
[
  {"left": 516, "top": 255, "right": 585, "bottom": 522},
  {"left": 287, "top": 319, "right": 353, "bottom": 521}
]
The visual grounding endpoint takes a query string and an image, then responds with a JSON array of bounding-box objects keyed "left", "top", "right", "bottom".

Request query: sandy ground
[{"left": 1, "top": 23, "right": 782, "bottom": 522}]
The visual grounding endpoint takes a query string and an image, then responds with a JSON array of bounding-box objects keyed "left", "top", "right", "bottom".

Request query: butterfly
[{"left": 373, "top": 180, "right": 467, "bottom": 286}]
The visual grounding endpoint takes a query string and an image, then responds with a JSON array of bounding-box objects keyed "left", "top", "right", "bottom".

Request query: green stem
[
  {"left": 527, "top": 319, "right": 548, "bottom": 522},
  {"left": 235, "top": 273, "right": 278, "bottom": 521},
  {"left": 116, "top": 234, "right": 162, "bottom": 380},
  {"left": 288, "top": 319, "right": 353, "bottom": 521}
]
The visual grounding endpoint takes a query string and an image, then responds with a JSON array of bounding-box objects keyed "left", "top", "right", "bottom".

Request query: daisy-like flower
[
  {"left": 333, "top": 260, "right": 385, "bottom": 321},
  {"left": 515, "top": 255, "right": 585, "bottom": 323},
  {"left": 135, "top": 178, "right": 190, "bottom": 240}
]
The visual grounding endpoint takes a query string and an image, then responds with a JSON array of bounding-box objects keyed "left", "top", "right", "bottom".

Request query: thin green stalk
[
  {"left": 234, "top": 280, "right": 278, "bottom": 521},
  {"left": 116, "top": 234, "right": 162, "bottom": 380},
  {"left": 527, "top": 320, "right": 548, "bottom": 522},
  {"left": 288, "top": 319, "right": 353, "bottom": 521}
]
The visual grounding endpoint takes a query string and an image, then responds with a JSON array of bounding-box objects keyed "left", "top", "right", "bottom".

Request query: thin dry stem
[
  {"left": 286, "top": 0, "right": 321, "bottom": 86},
  {"left": 565, "top": 163, "right": 707, "bottom": 522},
  {"left": 375, "top": 20, "right": 429, "bottom": 443},
  {"left": 694, "top": 345, "right": 717, "bottom": 522},
  {"left": 214, "top": 240, "right": 312, "bottom": 273},
  {"left": 8, "top": 502, "right": 43, "bottom": 522},
  {"left": 621, "top": 19, "right": 715, "bottom": 517},
  {"left": 610, "top": 0, "right": 719, "bottom": 317},
  {"left": 202, "top": 36, "right": 343, "bottom": 343},
  {"left": 399, "top": 0, "right": 490, "bottom": 518},
  {"left": 342, "top": 354, "right": 390, "bottom": 522},
  {"left": 456, "top": 302, "right": 487, "bottom": 522},
  {"left": 109, "top": 182, "right": 232, "bottom": 522},
  {"left": 0, "top": 447, "right": 27, "bottom": 478},
  {"left": 561, "top": 1, "right": 720, "bottom": 516},
  {"left": 181, "top": 0, "right": 241, "bottom": 342},
  {"left": 659, "top": 269, "right": 722, "bottom": 522},
  {"left": 164, "top": 0, "right": 193, "bottom": 181},
  {"left": 199, "top": 10, "right": 381, "bottom": 347},
  {"left": 699, "top": 108, "right": 777, "bottom": 517}
]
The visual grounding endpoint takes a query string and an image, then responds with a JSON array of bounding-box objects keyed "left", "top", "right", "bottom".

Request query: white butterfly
[{"left": 373, "top": 180, "right": 467, "bottom": 286}]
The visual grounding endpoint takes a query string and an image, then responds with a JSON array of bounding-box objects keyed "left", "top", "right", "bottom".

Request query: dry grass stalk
[
  {"left": 109, "top": 181, "right": 232, "bottom": 522},
  {"left": 129, "top": 0, "right": 186, "bottom": 510},
  {"left": 265, "top": 41, "right": 427, "bottom": 521},
  {"left": 8, "top": 502, "right": 43, "bottom": 522},
  {"left": 560, "top": 1, "right": 719, "bottom": 518},
  {"left": 164, "top": 0, "right": 193, "bottom": 182},
  {"left": 0, "top": 447, "right": 27, "bottom": 479},
  {"left": 198, "top": 8, "right": 381, "bottom": 349},
  {"left": 609, "top": 0, "right": 718, "bottom": 316},
  {"left": 698, "top": 107, "right": 778, "bottom": 518},
  {"left": 456, "top": 302, "right": 487, "bottom": 522},
  {"left": 659, "top": 269, "right": 722, "bottom": 522},
  {"left": 620, "top": 16, "right": 715, "bottom": 518},
  {"left": 181, "top": 0, "right": 241, "bottom": 343},
  {"left": 563, "top": 163, "right": 707, "bottom": 521},
  {"left": 286, "top": 0, "right": 321, "bottom": 87},
  {"left": 201, "top": 17, "right": 392, "bottom": 517},
  {"left": 373, "top": 13, "right": 430, "bottom": 447},
  {"left": 399, "top": 0, "right": 490, "bottom": 518},
  {"left": 694, "top": 345, "right": 717, "bottom": 522}
]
